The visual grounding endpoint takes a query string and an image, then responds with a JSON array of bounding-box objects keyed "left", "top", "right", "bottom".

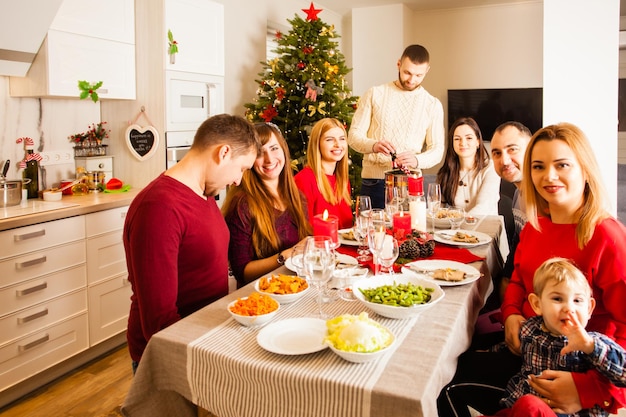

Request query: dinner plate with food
[
  {"left": 433, "top": 230, "right": 492, "bottom": 247},
  {"left": 401, "top": 259, "right": 482, "bottom": 287},
  {"left": 427, "top": 208, "right": 465, "bottom": 229},
  {"left": 338, "top": 228, "right": 361, "bottom": 246}
]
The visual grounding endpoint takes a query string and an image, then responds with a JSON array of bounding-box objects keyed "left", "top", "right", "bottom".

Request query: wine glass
[
  {"left": 355, "top": 196, "right": 372, "bottom": 261},
  {"left": 427, "top": 183, "right": 442, "bottom": 232},
  {"left": 290, "top": 242, "right": 307, "bottom": 277},
  {"left": 378, "top": 236, "right": 399, "bottom": 275},
  {"left": 367, "top": 227, "right": 387, "bottom": 276},
  {"left": 385, "top": 186, "right": 400, "bottom": 223},
  {"left": 447, "top": 206, "right": 465, "bottom": 230},
  {"left": 303, "top": 236, "right": 335, "bottom": 318}
]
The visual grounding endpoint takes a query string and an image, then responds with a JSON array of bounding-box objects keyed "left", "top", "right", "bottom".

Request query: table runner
[{"left": 187, "top": 292, "right": 421, "bottom": 417}]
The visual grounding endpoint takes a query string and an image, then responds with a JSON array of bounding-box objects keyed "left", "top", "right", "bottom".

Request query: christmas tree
[{"left": 244, "top": 2, "right": 361, "bottom": 191}]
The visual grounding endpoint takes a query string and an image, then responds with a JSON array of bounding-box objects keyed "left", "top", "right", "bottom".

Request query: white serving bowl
[
  {"left": 352, "top": 274, "right": 444, "bottom": 319},
  {"left": 227, "top": 295, "right": 280, "bottom": 327},
  {"left": 42, "top": 190, "right": 62, "bottom": 201},
  {"left": 254, "top": 275, "right": 310, "bottom": 304},
  {"left": 327, "top": 337, "right": 395, "bottom": 363}
]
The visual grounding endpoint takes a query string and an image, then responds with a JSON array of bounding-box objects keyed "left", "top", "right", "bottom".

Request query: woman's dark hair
[{"left": 436, "top": 117, "right": 490, "bottom": 205}]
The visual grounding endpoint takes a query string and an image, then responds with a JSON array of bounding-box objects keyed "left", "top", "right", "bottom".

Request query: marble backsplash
[{"left": 0, "top": 76, "right": 101, "bottom": 189}]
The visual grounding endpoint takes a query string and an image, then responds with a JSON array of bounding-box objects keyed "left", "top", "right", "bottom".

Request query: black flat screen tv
[{"left": 447, "top": 88, "right": 543, "bottom": 140}]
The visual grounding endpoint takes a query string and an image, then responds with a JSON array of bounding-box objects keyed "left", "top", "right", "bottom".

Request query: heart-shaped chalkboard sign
[{"left": 125, "top": 124, "right": 159, "bottom": 161}]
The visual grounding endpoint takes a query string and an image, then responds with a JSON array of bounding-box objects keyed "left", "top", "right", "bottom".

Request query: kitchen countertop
[{"left": 0, "top": 188, "right": 142, "bottom": 231}]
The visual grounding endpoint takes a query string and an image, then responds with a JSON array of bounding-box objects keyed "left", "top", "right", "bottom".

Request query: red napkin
[{"left": 336, "top": 243, "right": 483, "bottom": 273}]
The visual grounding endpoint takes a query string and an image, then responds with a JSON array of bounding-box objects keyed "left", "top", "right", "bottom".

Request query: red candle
[
  {"left": 392, "top": 211, "right": 411, "bottom": 232},
  {"left": 313, "top": 210, "right": 339, "bottom": 246}
]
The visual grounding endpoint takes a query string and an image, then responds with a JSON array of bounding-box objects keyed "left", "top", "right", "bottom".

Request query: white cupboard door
[
  {"left": 47, "top": 30, "right": 136, "bottom": 99},
  {"left": 50, "top": 0, "right": 135, "bottom": 44},
  {"left": 88, "top": 275, "right": 132, "bottom": 346},
  {"left": 165, "top": 0, "right": 224, "bottom": 76}
]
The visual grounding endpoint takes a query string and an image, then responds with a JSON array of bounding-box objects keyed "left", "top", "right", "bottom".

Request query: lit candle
[
  {"left": 409, "top": 197, "right": 427, "bottom": 231},
  {"left": 313, "top": 209, "right": 339, "bottom": 246},
  {"left": 392, "top": 211, "right": 411, "bottom": 232}
]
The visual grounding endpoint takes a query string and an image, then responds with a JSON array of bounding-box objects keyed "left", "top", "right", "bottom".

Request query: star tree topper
[{"left": 302, "top": 2, "right": 322, "bottom": 21}]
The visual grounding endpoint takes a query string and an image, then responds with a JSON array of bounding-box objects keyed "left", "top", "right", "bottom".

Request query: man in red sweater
[{"left": 123, "top": 114, "right": 261, "bottom": 372}]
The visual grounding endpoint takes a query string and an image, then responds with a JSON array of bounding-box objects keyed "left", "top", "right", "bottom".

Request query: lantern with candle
[{"left": 313, "top": 209, "right": 339, "bottom": 248}]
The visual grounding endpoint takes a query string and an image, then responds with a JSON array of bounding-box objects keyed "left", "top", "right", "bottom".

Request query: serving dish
[
  {"left": 254, "top": 274, "right": 310, "bottom": 304},
  {"left": 352, "top": 273, "right": 444, "bottom": 319},
  {"left": 433, "top": 230, "right": 492, "bottom": 247},
  {"left": 228, "top": 294, "right": 280, "bottom": 327},
  {"left": 402, "top": 259, "right": 481, "bottom": 287}
]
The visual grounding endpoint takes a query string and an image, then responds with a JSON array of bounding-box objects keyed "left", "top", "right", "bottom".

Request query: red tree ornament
[{"left": 302, "top": 2, "right": 322, "bottom": 21}]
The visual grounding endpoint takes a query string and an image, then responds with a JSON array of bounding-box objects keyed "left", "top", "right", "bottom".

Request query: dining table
[{"left": 121, "top": 215, "right": 506, "bottom": 417}]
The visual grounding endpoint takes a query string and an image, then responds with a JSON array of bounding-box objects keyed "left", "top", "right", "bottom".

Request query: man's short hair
[{"left": 401, "top": 44, "right": 430, "bottom": 64}]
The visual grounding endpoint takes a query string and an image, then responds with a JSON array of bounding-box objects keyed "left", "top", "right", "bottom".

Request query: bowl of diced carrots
[
  {"left": 228, "top": 292, "right": 280, "bottom": 327},
  {"left": 254, "top": 274, "right": 310, "bottom": 304}
]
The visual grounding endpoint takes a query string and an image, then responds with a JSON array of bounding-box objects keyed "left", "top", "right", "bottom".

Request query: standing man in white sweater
[{"left": 348, "top": 44, "right": 445, "bottom": 208}]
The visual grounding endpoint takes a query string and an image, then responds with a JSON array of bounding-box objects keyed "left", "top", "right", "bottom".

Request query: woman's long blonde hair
[
  {"left": 222, "top": 123, "right": 311, "bottom": 258},
  {"left": 305, "top": 118, "right": 352, "bottom": 206},
  {"left": 521, "top": 122, "right": 611, "bottom": 248}
]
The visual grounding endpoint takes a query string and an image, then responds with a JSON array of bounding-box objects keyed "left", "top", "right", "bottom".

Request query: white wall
[
  {"left": 543, "top": 0, "right": 620, "bottom": 212},
  {"left": 350, "top": 4, "right": 411, "bottom": 96}
]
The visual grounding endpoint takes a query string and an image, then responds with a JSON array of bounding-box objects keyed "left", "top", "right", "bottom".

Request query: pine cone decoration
[{"left": 398, "top": 231, "right": 434, "bottom": 259}]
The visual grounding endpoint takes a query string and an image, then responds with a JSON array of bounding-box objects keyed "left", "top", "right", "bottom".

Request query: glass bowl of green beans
[{"left": 352, "top": 274, "right": 445, "bottom": 319}]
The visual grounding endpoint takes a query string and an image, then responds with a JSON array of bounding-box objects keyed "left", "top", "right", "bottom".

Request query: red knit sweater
[
  {"left": 294, "top": 166, "right": 353, "bottom": 229},
  {"left": 124, "top": 174, "right": 229, "bottom": 362}
]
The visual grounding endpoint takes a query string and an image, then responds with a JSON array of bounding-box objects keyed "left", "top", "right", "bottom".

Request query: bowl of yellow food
[
  {"left": 255, "top": 273, "right": 310, "bottom": 304},
  {"left": 324, "top": 312, "right": 395, "bottom": 363},
  {"left": 228, "top": 292, "right": 280, "bottom": 327},
  {"left": 352, "top": 274, "right": 444, "bottom": 319}
]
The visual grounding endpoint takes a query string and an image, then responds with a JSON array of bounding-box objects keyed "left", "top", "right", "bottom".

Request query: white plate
[
  {"left": 433, "top": 230, "right": 492, "bottom": 247},
  {"left": 285, "top": 253, "right": 358, "bottom": 273},
  {"left": 338, "top": 228, "right": 361, "bottom": 246},
  {"left": 257, "top": 318, "right": 328, "bottom": 355},
  {"left": 402, "top": 259, "right": 482, "bottom": 287}
]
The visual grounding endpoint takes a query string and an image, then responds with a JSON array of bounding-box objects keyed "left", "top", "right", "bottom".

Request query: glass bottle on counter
[
  {"left": 71, "top": 166, "right": 90, "bottom": 196},
  {"left": 23, "top": 145, "right": 39, "bottom": 199}
]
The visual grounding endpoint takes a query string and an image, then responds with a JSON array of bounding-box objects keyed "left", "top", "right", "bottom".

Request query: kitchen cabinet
[
  {"left": 0, "top": 216, "right": 88, "bottom": 392},
  {"left": 85, "top": 206, "right": 131, "bottom": 346},
  {"left": 9, "top": 0, "right": 136, "bottom": 100},
  {"left": 165, "top": 0, "right": 224, "bottom": 76}
]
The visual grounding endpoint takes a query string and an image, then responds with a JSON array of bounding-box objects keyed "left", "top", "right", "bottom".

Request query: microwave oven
[{"left": 165, "top": 70, "right": 224, "bottom": 133}]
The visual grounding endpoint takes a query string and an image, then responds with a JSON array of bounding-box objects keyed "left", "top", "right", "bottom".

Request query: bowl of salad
[{"left": 324, "top": 312, "right": 395, "bottom": 363}]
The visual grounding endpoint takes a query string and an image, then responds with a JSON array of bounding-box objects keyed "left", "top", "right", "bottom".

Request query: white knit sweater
[
  {"left": 348, "top": 82, "right": 445, "bottom": 179},
  {"left": 453, "top": 160, "right": 501, "bottom": 215}
]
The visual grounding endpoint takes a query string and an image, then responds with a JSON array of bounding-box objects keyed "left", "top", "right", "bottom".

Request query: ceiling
[{"left": 316, "top": 0, "right": 626, "bottom": 17}]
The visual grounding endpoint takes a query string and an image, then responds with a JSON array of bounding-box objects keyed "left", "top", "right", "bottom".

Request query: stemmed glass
[
  {"left": 367, "top": 212, "right": 387, "bottom": 276},
  {"left": 354, "top": 196, "right": 372, "bottom": 261},
  {"left": 290, "top": 242, "right": 307, "bottom": 277},
  {"left": 427, "top": 183, "right": 442, "bottom": 232},
  {"left": 378, "top": 236, "right": 399, "bottom": 275},
  {"left": 385, "top": 186, "right": 400, "bottom": 223},
  {"left": 447, "top": 206, "right": 465, "bottom": 230},
  {"left": 303, "top": 236, "right": 335, "bottom": 318}
]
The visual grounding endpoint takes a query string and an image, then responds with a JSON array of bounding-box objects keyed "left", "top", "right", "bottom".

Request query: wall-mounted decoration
[
  {"left": 126, "top": 107, "right": 159, "bottom": 161},
  {"left": 168, "top": 29, "right": 178, "bottom": 65},
  {"left": 78, "top": 80, "right": 103, "bottom": 103}
]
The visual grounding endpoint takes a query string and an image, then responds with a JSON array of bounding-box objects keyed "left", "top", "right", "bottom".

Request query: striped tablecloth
[
  {"left": 188, "top": 292, "right": 420, "bottom": 417},
  {"left": 121, "top": 215, "right": 505, "bottom": 417}
]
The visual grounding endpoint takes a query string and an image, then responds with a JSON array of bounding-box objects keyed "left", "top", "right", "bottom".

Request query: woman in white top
[{"left": 436, "top": 117, "right": 500, "bottom": 215}]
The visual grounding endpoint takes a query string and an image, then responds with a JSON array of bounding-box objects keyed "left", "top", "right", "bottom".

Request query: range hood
[{"left": 0, "top": 0, "right": 64, "bottom": 76}]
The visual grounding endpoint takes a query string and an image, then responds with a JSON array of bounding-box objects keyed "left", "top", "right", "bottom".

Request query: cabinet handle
[
  {"left": 14, "top": 229, "right": 46, "bottom": 241},
  {"left": 120, "top": 211, "right": 127, "bottom": 219},
  {"left": 17, "top": 308, "right": 49, "bottom": 324},
  {"left": 16, "top": 282, "right": 48, "bottom": 296},
  {"left": 98, "top": 163, "right": 104, "bottom": 168},
  {"left": 97, "top": 88, "right": 109, "bottom": 94},
  {"left": 18, "top": 333, "right": 50, "bottom": 352},
  {"left": 16, "top": 256, "right": 47, "bottom": 269}
]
